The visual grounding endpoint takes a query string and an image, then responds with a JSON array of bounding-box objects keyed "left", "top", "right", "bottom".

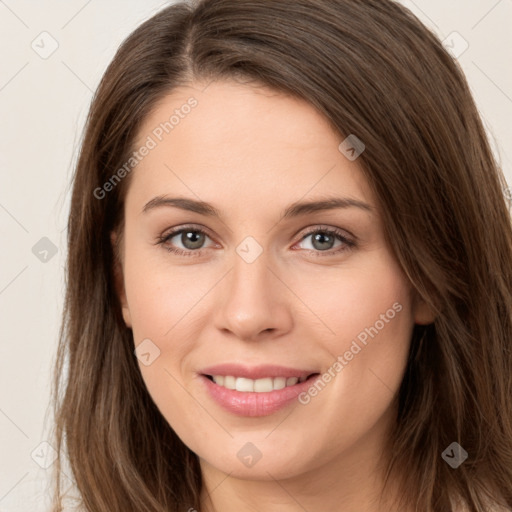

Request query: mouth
[
  {"left": 203, "top": 373, "right": 319, "bottom": 392},
  {"left": 198, "top": 365, "right": 321, "bottom": 417}
]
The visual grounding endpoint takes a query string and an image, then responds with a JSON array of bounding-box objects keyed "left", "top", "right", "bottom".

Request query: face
[{"left": 114, "top": 80, "right": 433, "bottom": 482}]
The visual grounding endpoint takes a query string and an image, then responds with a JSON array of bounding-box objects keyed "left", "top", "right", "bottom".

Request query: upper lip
[{"left": 200, "top": 363, "right": 318, "bottom": 380}]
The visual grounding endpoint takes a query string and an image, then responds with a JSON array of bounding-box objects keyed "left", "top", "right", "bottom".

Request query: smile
[
  {"left": 199, "top": 364, "right": 320, "bottom": 417},
  {"left": 206, "top": 375, "right": 310, "bottom": 392}
]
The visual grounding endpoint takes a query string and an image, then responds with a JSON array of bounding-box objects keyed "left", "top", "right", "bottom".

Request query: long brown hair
[{"left": 50, "top": 0, "right": 512, "bottom": 510}]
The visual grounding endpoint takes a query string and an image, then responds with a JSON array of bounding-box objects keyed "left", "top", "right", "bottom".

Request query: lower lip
[{"left": 200, "top": 374, "right": 320, "bottom": 417}]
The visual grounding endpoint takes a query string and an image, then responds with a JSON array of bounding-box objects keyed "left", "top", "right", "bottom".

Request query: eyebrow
[{"left": 142, "top": 195, "right": 372, "bottom": 218}]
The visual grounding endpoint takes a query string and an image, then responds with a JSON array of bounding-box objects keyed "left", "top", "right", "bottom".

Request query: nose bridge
[
  {"left": 228, "top": 233, "right": 272, "bottom": 294},
  {"left": 213, "top": 237, "right": 292, "bottom": 340},
  {"left": 229, "top": 240, "right": 274, "bottom": 313}
]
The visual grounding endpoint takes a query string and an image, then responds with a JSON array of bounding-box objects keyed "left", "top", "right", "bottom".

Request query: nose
[{"left": 213, "top": 246, "right": 293, "bottom": 342}]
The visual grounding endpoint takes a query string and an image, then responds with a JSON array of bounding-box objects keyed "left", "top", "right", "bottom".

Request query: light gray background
[{"left": 0, "top": 1, "right": 511, "bottom": 510}]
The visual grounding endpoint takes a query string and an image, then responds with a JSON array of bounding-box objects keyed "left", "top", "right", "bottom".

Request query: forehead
[{"left": 127, "top": 80, "right": 374, "bottom": 213}]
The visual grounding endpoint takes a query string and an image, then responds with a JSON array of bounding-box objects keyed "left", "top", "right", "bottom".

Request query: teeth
[
  {"left": 273, "top": 377, "right": 286, "bottom": 390},
  {"left": 224, "top": 376, "right": 236, "bottom": 390},
  {"left": 211, "top": 375, "right": 305, "bottom": 392},
  {"left": 235, "top": 377, "right": 254, "bottom": 392}
]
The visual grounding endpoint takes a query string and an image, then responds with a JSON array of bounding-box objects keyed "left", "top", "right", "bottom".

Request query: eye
[
  {"left": 156, "top": 225, "right": 355, "bottom": 257},
  {"left": 294, "top": 227, "right": 355, "bottom": 256},
  {"left": 156, "top": 225, "right": 217, "bottom": 256}
]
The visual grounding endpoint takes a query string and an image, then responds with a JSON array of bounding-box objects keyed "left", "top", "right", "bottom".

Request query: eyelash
[{"left": 156, "top": 224, "right": 356, "bottom": 258}]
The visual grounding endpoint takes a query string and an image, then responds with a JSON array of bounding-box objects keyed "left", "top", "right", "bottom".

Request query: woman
[{"left": 50, "top": 0, "right": 512, "bottom": 510}]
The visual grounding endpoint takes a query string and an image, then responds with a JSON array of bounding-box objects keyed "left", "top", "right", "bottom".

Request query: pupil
[
  {"left": 313, "top": 232, "right": 334, "bottom": 251},
  {"left": 182, "top": 231, "right": 205, "bottom": 249}
]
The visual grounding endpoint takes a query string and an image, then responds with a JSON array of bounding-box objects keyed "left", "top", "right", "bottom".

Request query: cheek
[
  {"left": 290, "top": 253, "right": 413, "bottom": 350},
  {"left": 123, "top": 242, "right": 210, "bottom": 346},
  {"left": 290, "top": 252, "right": 414, "bottom": 413},
  {"left": 122, "top": 250, "right": 210, "bottom": 433}
]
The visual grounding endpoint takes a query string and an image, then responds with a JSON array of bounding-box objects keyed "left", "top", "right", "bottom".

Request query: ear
[
  {"left": 412, "top": 292, "right": 436, "bottom": 325},
  {"left": 110, "top": 231, "right": 132, "bottom": 328}
]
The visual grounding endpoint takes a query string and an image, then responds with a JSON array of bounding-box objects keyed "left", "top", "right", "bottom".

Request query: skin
[{"left": 113, "top": 80, "right": 434, "bottom": 512}]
